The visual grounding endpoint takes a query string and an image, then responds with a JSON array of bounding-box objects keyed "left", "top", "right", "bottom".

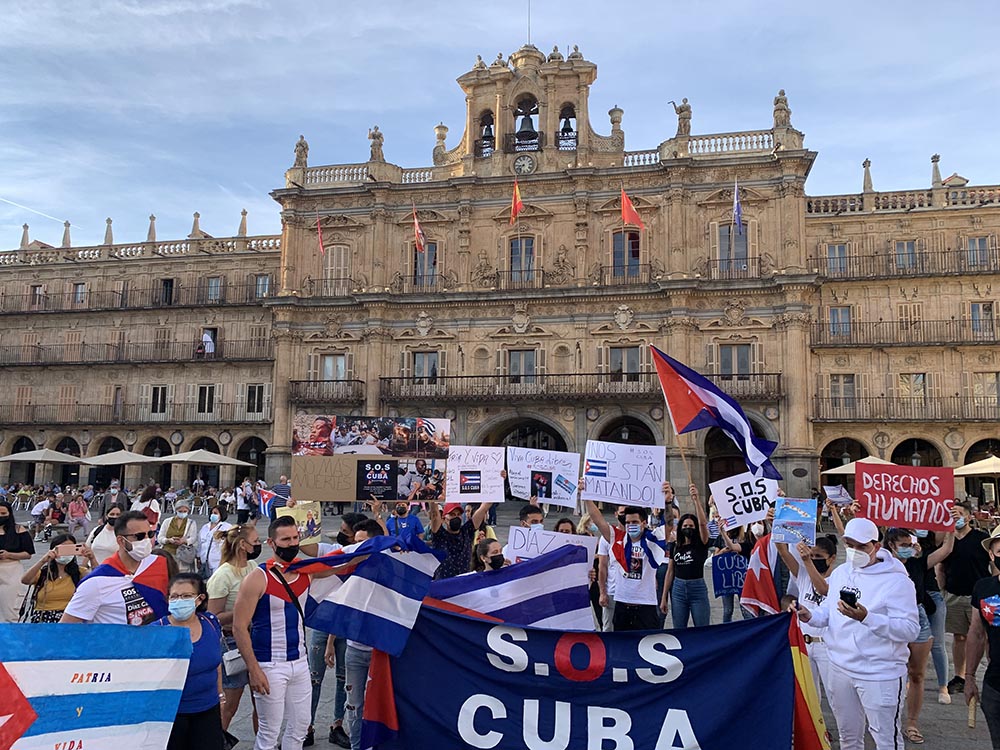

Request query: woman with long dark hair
[
  {"left": 666, "top": 485, "right": 711, "bottom": 628},
  {"left": 0, "top": 499, "right": 34, "bottom": 621},
  {"left": 20, "top": 533, "right": 96, "bottom": 622}
]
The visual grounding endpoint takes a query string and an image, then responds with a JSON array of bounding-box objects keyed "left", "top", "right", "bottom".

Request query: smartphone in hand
[
  {"left": 54, "top": 543, "right": 79, "bottom": 557},
  {"left": 839, "top": 588, "right": 858, "bottom": 608}
]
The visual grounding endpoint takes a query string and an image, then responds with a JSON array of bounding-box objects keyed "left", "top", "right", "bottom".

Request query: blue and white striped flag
[
  {"left": 733, "top": 178, "right": 743, "bottom": 235},
  {"left": 0, "top": 623, "right": 190, "bottom": 750},
  {"left": 427, "top": 545, "right": 594, "bottom": 631},
  {"left": 291, "top": 536, "right": 444, "bottom": 657}
]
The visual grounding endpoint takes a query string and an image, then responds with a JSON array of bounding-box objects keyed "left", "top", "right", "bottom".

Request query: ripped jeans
[
  {"left": 307, "top": 629, "right": 346, "bottom": 728},
  {"left": 343, "top": 644, "right": 372, "bottom": 750}
]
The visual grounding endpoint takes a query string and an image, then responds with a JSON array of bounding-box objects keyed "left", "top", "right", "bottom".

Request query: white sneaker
[{"left": 938, "top": 691, "right": 952, "bottom": 705}]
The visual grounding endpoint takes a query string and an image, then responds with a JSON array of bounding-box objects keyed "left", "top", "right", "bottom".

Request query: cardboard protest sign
[
  {"left": 712, "top": 551, "right": 747, "bottom": 598},
  {"left": 855, "top": 464, "right": 955, "bottom": 532},
  {"left": 506, "top": 447, "right": 581, "bottom": 509},
  {"left": 709, "top": 471, "right": 779, "bottom": 526},
  {"left": 278, "top": 500, "right": 323, "bottom": 545},
  {"left": 292, "top": 455, "right": 360, "bottom": 502},
  {"left": 293, "top": 453, "right": 445, "bottom": 503},
  {"left": 771, "top": 497, "right": 818, "bottom": 546},
  {"left": 505, "top": 525, "right": 599, "bottom": 565},
  {"left": 356, "top": 460, "right": 399, "bottom": 501},
  {"left": 445, "top": 446, "right": 506, "bottom": 502},
  {"left": 823, "top": 485, "right": 853, "bottom": 506},
  {"left": 580, "top": 440, "right": 666, "bottom": 509}
]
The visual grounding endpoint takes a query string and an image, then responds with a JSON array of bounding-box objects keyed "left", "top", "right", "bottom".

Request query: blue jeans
[
  {"left": 721, "top": 594, "right": 751, "bottom": 623},
  {"left": 670, "top": 577, "right": 710, "bottom": 629},
  {"left": 927, "top": 590, "right": 948, "bottom": 689},
  {"left": 344, "top": 645, "right": 372, "bottom": 750},
  {"left": 307, "top": 629, "right": 346, "bottom": 727}
]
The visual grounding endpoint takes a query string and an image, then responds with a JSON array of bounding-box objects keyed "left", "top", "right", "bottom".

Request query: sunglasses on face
[{"left": 119, "top": 531, "right": 156, "bottom": 541}]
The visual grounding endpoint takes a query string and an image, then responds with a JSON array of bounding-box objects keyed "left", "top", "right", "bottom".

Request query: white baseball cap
[{"left": 844, "top": 517, "right": 879, "bottom": 544}]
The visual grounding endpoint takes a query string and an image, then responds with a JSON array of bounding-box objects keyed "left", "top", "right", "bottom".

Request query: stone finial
[
  {"left": 931, "top": 154, "right": 942, "bottom": 188},
  {"left": 473, "top": 54, "right": 486, "bottom": 70},
  {"left": 103, "top": 218, "right": 114, "bottom": 246},
  {"left": 190, "top": 212, "right": 201, "bottom": 238},
  {"left": 238, "top": 209, "right": 248, "bottom": 237},
  {"left": 568, "top": 44, "right": 583, "bottom": 60},
  {"left": 61, "top": 221, "right": 71, "bottom": 248},
  {"left": 19, "top": 223, "right": 29, "bottom": 249},
  {"left": 547, "top": 45, "right": 564, "bottom": 62},
  {"left": 862, "top": 158, "right": 873, "bottom": 193},
  {"left": 609, "top": 104, "right": 624, "bottom": 131},
  {"left": 434, "top": 122, "right": 448, "bottom": 143},
  {"left": 147, "top": 214, "right": 157, "bottom": 242}
]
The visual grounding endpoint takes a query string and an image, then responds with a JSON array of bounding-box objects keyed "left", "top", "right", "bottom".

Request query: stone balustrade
[
  {"left": 622, "top": 149, "right": 660, "bottom": 167},
  {"left": 807, "top": 185, "right": 1000, "bottom": 215},
  {"left": 0, "top": 235, "right": 281, "bottom": 265},
  {"left": 401, "top": 168, "right": 435, "bottom": 184},
  {"left": 947, "top": 186, "right": 1000, "bottom": 206},
  {"left": 687, "top": 130, "right": 774, "bottom": 155},
  {"left": 303, "top": 164, "right": 370, "bottom": 185}
]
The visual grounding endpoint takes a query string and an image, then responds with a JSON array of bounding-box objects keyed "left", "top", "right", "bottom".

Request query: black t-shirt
[
  {"left": 972, "top": 576, "right": 1000, "bottom": 691},
  {"left": 432, "top": 521, "right": 475, "bottom": 579},
  {"left": 904, "top": 556, "right": 927, "bottom": 603},
  {"left": 672, "top": 537, "right": 709, "bottom": 581},
  {"left": 944, "top": 530, "right": 990, "bottom": 596},
  {"left": 0, "top": 527, "right": 35, "bottom": 554},
  {"left": 920, "top": 537, "right": 940, "bottom": 593}
]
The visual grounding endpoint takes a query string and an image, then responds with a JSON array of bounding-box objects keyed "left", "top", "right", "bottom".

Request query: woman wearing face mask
[
  {"left": 715, "top": 520, "right": 756, "bottom": 623},
  {"left": 915, "top": 528, "right": 952, "bottom": 705},
  {"left": 20, "top": 533, "right": 96, "bottom": 622},
  {"left": 158, "top": 500, "right": 199, "bottom": 573},
  {"left": 207, "top": 525, "right": 262, "bottom": 733},
  {"left": 578, "top": 515, "right": 604, "bottom": 629},
  {"left": 667, "top": 485, "right": 712, "bottom": 629},
  {"left": 776, "top": 535, "right": 838, "bottom": 698},
  {"left": 885, "top": 526, "right": 955, "bottom": 744},
  {"left": 470, "top": 539, "right": 507, "bottom": 573},
  {"left": 198, "top": 505, "right": 232, "bottom": 578},
  {"left": 156, "top": 573, "right": 224, "bottom": 750},
  {"left": 0, "top": 499, "right": 34, "bottom": 622}
]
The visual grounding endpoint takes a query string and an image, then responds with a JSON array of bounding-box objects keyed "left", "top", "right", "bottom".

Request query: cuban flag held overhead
[{"left": 650, "top": 345, "right": 781, "bottom": 480}]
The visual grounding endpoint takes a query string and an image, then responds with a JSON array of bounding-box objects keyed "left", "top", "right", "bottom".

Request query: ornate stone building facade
[{"left": 1, "top": 44, "right": 998, "bottom": 497}]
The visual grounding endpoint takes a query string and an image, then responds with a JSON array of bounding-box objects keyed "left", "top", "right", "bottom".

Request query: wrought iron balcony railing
[
  {"left": 289, "top": 380, "right": 367, "bottom": 405},
  {"left": 812, "top": 396, "right": 1000, "bottom": 422},
  {"left": 811, "top": 319, "right": 997, "bottom": 347},
  {"left": 0, "top": 281, "right": 274, "bottom": 314},
  {"left": 0, "top": 401, "right": 272, "bottom": 425},
  {"left": 808, "top": 247, "right": 1000, "bottom": 280},
  {"left": 0, "top": 339, "right": 273, "bottom": 366}
]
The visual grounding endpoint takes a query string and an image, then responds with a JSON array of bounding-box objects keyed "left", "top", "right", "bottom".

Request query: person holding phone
[
  {"left": 20, "top": 534, "right": 95, "bottom": 621},
  {"left": 793, "top": 518, "right": 919, "bottom": 750}
]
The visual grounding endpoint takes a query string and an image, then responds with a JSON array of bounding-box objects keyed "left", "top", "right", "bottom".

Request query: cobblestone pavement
[{"left": 11, "top": 505, "right": 991, "bottom": 748}]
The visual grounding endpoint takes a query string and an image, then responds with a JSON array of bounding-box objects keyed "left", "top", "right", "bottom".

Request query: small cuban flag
[{"left": 584, "top": 459, "right": 607, "bottom": 478}]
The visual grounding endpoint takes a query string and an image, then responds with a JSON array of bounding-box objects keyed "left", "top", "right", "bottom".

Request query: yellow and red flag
[
  {"left": 412, "top": 203, "right": 427, "bottom": 253},
  {"left": 621, "top": 187, "right": 645, "bottom": 230},
  {"left": 316, "top": 216, "right": 325, "bottom": 257},
  {"left": 788, "top": 615, "right": 831, "bottom": 750},
  {"left": 510, "top": 180, "right": 524, "bottom": 225}
]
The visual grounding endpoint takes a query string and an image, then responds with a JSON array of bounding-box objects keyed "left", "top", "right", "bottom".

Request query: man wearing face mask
[
  {"left": 794, "top": 517, "right": 919, "bottom": 750},
  {"left": 501, "top": 504, "right": 545, "bottom": 562},
  {"left": 385, "top": 501, "right": 424, "bottom": 544},
  {"left": 597, "top": 504, "right": 629, "bottom": 632},
  {"left": 428, "top": 497, "right": 492, "bottom": 579},
  {"left": 61, "top": 510, "right": 169, "bottom": 625}
]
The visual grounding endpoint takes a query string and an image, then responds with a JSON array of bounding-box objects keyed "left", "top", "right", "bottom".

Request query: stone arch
[
  {"left": 4, "top": 435, "right": 37, "bottom": 485},
  {"left": 696, "top": 411, "right": 777, "bottom": 454},
  {"left": 84, "top": 432, "right": 124, "bottom": 457},
  {"left": 962, "top": 438, "right": 1000, "bottom": 503},
  {"left": 589, "top": 410, "right": 663, "bottom": 446},
  {"left": 889, "top": 437, "right": 944, "bottom": 467},
  {"left": 819, "top": 437, "right": 871, "bottom": 474},
  {"left": 468, "top": 410, "right": 573, "bottom": 453},
  {"left": 183, "top": 435, "right": 221, "bottom": 454}
]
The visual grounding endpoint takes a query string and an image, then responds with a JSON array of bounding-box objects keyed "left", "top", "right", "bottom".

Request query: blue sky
[{"left": 1, "top": 0, "right": 997, "bottom": 248}]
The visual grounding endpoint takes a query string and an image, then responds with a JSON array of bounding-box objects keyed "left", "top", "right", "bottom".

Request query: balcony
[
  {"left": 598, "top": 264, "right": 652, "bottom": 286},
  {"left": 503, "top": 131, "right": 545, "bottom": 154},
  {"left": 0, "top": 339, "right": 273, "bottom": 367},
  {"left": 474, "top": 138, "right": 495, "bottom": 158},
  {"left": 0, "top": 402, "right": 272, "bottom": 426},
  {"left": 813, "top": 396, "right": 1000, "bottom": 422},
  {"left": 496, "top": 270, "right": 546, "bottom": 291},
  {"left": 705, "top": 257, "right": 760, "bottom": 281},
  {"left": 809, "top": 247, "right": 1000, "bottom": 279},
  {"left": 289, "top": 380, "right": 366, "bottom": 405},
  {"left": 0, "top": 281, "right": 274, "bottom": 315},
  {"left": 555, "top": 131, "right": 578, "bottom": 151},
  {"left": 811, "top": 319, "right": 997, "bottom": 347},
  {"left": 380, "top": 371, "right": 782, "bottom": 403}
]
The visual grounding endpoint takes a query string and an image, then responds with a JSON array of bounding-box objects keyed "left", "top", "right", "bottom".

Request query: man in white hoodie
[{"left": 795, "top": 517, "right": 919, "bottom": 750}]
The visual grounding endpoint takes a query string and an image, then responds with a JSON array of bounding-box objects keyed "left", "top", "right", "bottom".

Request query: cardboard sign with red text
[{"left": 855, "top": 464, "right": 955, "bottom": 532}]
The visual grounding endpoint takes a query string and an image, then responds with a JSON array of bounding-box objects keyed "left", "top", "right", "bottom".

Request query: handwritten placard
[
  {"left": 709, "top": 471, "right": 779, "bottom": 526},
  {"left": 580, "top": 440, "right": 666, "bottom": 509},
  {"left": 505, "top": 526, "right": 599, "bottom": 566},
  {"left": 445, "top": 446, "right": 506, "bottom": 503},
  {"left": 855, "top": 464, "right": 955, "bottom": 532},
  {"left": 506, "top": 447, "right": 581, "bottom": 509},
  {"left": 711, "top": 551, "right": 748, "bottom": 598},
  {"left": 292, "top": 455, "right": 361, "bottom": 503},
  {"left": 771, "top": 497, "right": 818, "bottom": 546}
]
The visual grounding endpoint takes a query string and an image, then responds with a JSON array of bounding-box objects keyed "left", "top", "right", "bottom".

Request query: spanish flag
[
  {"left": 621, "top": 187, "right": 645, "bottom": 230},
  {"left": 788, "top": 615, "right": 830, "bottom": 750},
  {"left": 510, "top": 180, "right": 524, "bottom": 225}
]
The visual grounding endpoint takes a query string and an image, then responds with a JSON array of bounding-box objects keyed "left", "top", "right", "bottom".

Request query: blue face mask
[
  {"left": 914, "top": 529, "right": 929, "bottom": 538},
  {"left": 955, "top": 518, "right": 967, "bottom": 530},
  {"left": 626, "top": 523, "right": 643, "bottom": 540},
  {"left": 168, "top": 598, "right": 198, "bottom": 621},
  {"left": 589, "top": 524, "right": 599, "bottom": 535},
  {"left": 895, "top": 546, "right": 916, "bottom": 560},
  {"left": 529, "top": 523, "right": 544, "bottom": 532}
]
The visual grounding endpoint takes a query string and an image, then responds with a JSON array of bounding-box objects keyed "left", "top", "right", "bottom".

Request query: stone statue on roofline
[
  {"left": 773, "top": 89, "right": 791, "bottom": 128},
  {"left": 368, "top": 126, "right": 385, "bottom": 162},
  {"left": 294, "top": 135, "right": 309, "bottom": 168},
  {"left": 669, "top": 98, "right": 691, "bottom": 137}
]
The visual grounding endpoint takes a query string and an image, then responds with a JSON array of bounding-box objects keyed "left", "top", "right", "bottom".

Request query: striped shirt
[{"left": 249, "top": 561, "right": 310, "bottom": 663}]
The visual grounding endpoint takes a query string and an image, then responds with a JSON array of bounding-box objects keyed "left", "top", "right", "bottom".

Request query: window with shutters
[
  {"left": 71, "top": 283, "right": 86, "bottom": 305},
  {"left": 898, "top": 373, "right": 927, "bottom": 399},
  {"left": 972, "top": 372, "right": 1000, "bottom": 407},
  {"left": 22, "top": 332, "right": 39, "bottom": 363},
  {"left": 609, "top": 346, "right": 641, "bottom": 383},
  {"left": 154, "top": 328, "right": 172, "bottom": 354},
  {"left": 508, "top": 349, "right": 536, "bottom": 384},
  {"left": 254, "top": 274, "right": 271, "bottom": 299},
  {"left": 57, "top": 385, "right": 77, "bottom": 421},
  {"left": 896, "top": 303, "right": 922, "bottom": 340},
  {"left": 197, "top": 384, "right": 216, "bottom": 414},
  {"left": 968, "top": 236, "right": 990, "bottom": 267},
  {"left": 151, "top": 385, "right": 168, "bottom": 414},
  {"left": 320, "top": 353, "right": 347, "bottom": 381},
  {"left": 830, "top": 374, "right": 857, "bottom": 408},
  {"left": 323, "top": 244, "right": 351, "bottom": 295},
  {"left": 828, "top": 306, "right": 852, "bottom": 337},
  {"left": 718, "top": 224, "right": 749, "bottom": 267},
  {"left": 509, "top": 238, "right": 535, "bottom": 282},
  {"left": 206, "top": 277, "right": 223, "bottom": 303},
  {"left": 719, "top": 344, "right": 751, "bottom": 378},
  {"left": 15, "top": 386, "right": 31, "bottom": 406},
  {"left": 971, "top": 302, "right": 995, "bottom": 338},
  {"left": 116, "top": 279, "right": 130, "bottom": 308},
  {"left": 64, "top": 330, "right": 82, "bottom": 361},
  {"left": 413, "top": 242, "right": 437, "bottom": 289},
  {"left": 160, "top": 278, "right": 175, "bottom": 306},
  {"left": 412, "top": 351, "right": 439, "bottom": 384},
  {"left": 246, "top": 383, "right": 265, "bottom": 414},
  {"left": 29, "top": 285, "right": 44, "bottom": 309},
  {"left": 894, "top": 240, "right": 917, "bottom": 269},
  {"left": 249, "top": 325, "right": 268, "bottom": 343},
  {"left": 612, "top": 232, "right": 641, "bottom": 278},
  {"left": 826, "top": 244, "right": 848, "bottom": 275}
]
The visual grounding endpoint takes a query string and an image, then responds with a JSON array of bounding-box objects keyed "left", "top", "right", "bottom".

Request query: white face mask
[
  {"left": 751, "top": 523, "right": 765, "bottom": 537},
  {"left": 845, "top": 547, "right": 871, "bottom": 569},
  {"left": 126, "top": 537, "right": 153, "bottom": 561},
  {"left": 55, "top": 555, "right": 75, "bottom": 565}
]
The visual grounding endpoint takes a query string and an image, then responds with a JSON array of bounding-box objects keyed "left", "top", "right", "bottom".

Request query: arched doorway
[
  {"left": 597, "top": 417, "right": 656, "bottom": 446},
  {"left": 236, "top": 437, "right": 268, "bottom": 482},
  {"left": 484, "top": 419, "right": 567, "bottom": 453},
  {"left": 963, "top": 438, "right": 1000, "bottom": 505},
  {"left": 54, "top": 437, "right": 82, "bottom": 488},
  {"left": 819, "top": 438, "right": 870, "bottom": 475},
  {"left": 143, "top": 437, "right": 173, "bottom": 489},
  {"left": 705, "top": 421, "right": 770, "bottom": 485},
  {"left": 90, "top": 436, "right": 126, "bottom": 489},
  {"left": 890, "top": 438, "right": 942, "bottom": 468},
  {"left": 188, "top": 437, "right": 221, "bottom": 490},
  {"left": 8, "top": 436, "right": 36, "bottom": 485}
]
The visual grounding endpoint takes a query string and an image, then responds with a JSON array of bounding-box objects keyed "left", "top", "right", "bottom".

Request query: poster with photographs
[
  {"left": 277, "top": 501, "right": 323, "bottom": 546},
  {"left": 292, "top": 413, "right": 450, "bottom": 459}
]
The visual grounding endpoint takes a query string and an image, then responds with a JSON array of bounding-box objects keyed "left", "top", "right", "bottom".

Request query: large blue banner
[{"left": 370, "top": 607, "right": 796, "bottom": 749}]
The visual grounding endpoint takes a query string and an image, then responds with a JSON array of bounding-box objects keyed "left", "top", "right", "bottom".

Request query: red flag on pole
[
  {"left": 412, "top": 203, "right": 427, "bottom": 254},
  {"left": 316, "top": 216, "right": 325, "bottom": 257},
  {"left": 510, "top": 180, "right": 524, "bottom": 225},
  {"left": 621, "top": 188, "right": 645, "bottom": 230}
]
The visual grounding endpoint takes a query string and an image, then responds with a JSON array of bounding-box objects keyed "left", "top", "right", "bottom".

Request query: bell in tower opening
[{"left": 512, "top": 96, "right": 540, "bottom": 151}]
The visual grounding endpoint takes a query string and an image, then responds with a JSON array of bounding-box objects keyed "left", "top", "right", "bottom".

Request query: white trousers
[
  {"left": 253, "top": 657, "right": 311, "bottom": 750},
  {"left": 826, "top": 663, "right": 905, "bottom": 750},
  {"left": 806, "top": 640, "right": 831, "bottom": 702}
]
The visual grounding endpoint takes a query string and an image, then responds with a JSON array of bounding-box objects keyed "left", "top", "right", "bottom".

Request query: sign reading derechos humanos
[{"left": 855, "top": 463, "right": 955, "bottom": 532}]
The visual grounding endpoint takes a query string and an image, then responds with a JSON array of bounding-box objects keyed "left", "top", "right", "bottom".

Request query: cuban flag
[
  {"left": 426, "top": 545, "right": 593, "bottom": 630},
  {"left": 290, "top": 535, "right": 444, "bottom": 657},
  {"left": 0, "top": 623, "right": 190, "bottom": 750},
  {"left": 733, "top": 178, "right": 743, "bottom": 235},
  {"left": 257, "top": 488, "right": 277, "bottom": 518},
  {"left": 584, "top": 458, "right": 607, "bottom": 478},
  {"left": 650, "top": 345, "right": 781, "bottom": 480},
  {"left": 741, "top": 533, "right": 781, "bottom": 616}
]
